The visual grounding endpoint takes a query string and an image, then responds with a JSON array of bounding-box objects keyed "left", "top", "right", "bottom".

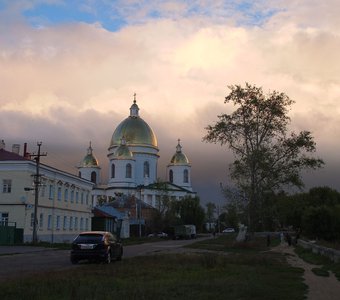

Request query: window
[
  {"left": 169, "top": 170, "right": 173, "bottom": 183},
  {"left": 126, "top": 163, "right": 132, "bottom": 178},
  {"left": 81, "top": 192, "right": 84, "bottom": 204},
  {"left": 48, "top": 215, "right": 52, "bottom": 230},
  {"left": 39, "top": 213, "right": 43, "bottom": 229},
  {"left": 74, "top": 217, "right": 78, "bottom": 230},
  {"left": 56, "top": 216, "right": 60, "bottom": 230},
  {"left": 183, "top": 169, "right": 189, "bottom": 183},
  {"left": 91, "top": 171, "right": 97, "bottom": 183},
  {"left": 86, "top": 193, "right": 89, "bottom": 205},
  {"left": 63, "top": 216, "right": 67, "bottom": 230},
  {"left": 0, "top": 212, "right": 9, "bottom": 226},
  {"left": 144, "top": 161, "right": 150, "bottom": 178},
  {"left": 64, "top": 189, "right": 68, "bottom": 202},
  {"left": 57, "top": 187, "right": 62, "bottom": 201},
  {"left": 111, "top": 164, "right": 115, "bottom": 178},
  {"left": 69, "top": 216, "right": 73, "bottom": 230},
  {"left": 76, "top": 191, "right": 79, "bottom": 203},
  {"left": 80, "top": 217, "right": 84, "bottom": 230},
  {"left": 2, "top": 179, "right": 12, "bottom": 193},
  {"left": 85, "top": 218, "right": 89, "bottom": 231},
  {"left": 49, "top": 185, "right": 54, "bottom": 200},
  {"left": 70, "top": 190, "right": 74, "bottom": 203}
]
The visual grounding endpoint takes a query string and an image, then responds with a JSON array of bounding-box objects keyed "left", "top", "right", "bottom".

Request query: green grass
[
  {"left": 0, "top": 236, "right": 307, "bottom": 300},
  {"left": 187, "top": 234, "right": 280, "bottom": 253}
]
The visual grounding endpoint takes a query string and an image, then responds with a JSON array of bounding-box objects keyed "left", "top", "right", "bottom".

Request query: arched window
[
  {"left": 183, "top": 169, "right": 189, "bottom": 183},
  {"left": 91, "top": 171, "right": 97, "bottom": 183},
  {"left": 126, "top": 163, "right": 132, "bottom": 178},
  {"left": 111, "top": 164, "right": 115, "bottom": 178},
  {"left": 169, "top": 170, "right": 173, "bottom": 183},
  {"left": 144, "top": 161, "right": 150, "bottom": 178}
]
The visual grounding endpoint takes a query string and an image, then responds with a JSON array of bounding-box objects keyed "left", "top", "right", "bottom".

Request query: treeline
[{"left": 276, "top": 186, "right": 340, "bottom": 241}]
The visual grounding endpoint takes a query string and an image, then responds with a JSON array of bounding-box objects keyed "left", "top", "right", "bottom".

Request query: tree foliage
[{"left": 204, "top": 83, "right": 324, "bottom": 230}]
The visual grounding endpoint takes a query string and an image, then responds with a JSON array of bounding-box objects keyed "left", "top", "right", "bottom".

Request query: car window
[{"left": 75, "top": 234, "right": 103, "bottom": 243}]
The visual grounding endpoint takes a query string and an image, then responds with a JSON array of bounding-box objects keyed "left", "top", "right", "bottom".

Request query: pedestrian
[
  {"left": 287, "top": 233, "right": 292, "bottom": 246},
  {"left": 266, "top": 234, "right": 271, "bottom": 247},
  {"left": 280, "top": 232, "right": 285, "bottom": 244}
]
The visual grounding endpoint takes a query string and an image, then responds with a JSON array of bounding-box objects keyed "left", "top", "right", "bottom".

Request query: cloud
[{"left": 1, "top": 0, "right": 340, "bottom": 204}]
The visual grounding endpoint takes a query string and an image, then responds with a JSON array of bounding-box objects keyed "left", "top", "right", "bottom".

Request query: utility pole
[{"left": 31, "top": 142, "right": 47, "bottom": 244}]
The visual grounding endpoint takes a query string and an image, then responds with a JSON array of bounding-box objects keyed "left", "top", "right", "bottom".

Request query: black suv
[{"left": 70, "top": 231, "right": 123, "bottom": 264}]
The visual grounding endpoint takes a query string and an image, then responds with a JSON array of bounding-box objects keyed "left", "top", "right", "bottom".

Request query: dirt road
[{"left": 272, "top": 244, "right": 340, "bottom": 300}]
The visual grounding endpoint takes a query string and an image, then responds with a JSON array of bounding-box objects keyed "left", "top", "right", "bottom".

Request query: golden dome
[
  {"left": 170, "top": 139, "right": 190, "bottom": 165},
  {"left": 110, "top": 99, "right": 158, "bottom": 148},
  {"left": 80, "top": 142, "right": 99, "bottom": 167}
]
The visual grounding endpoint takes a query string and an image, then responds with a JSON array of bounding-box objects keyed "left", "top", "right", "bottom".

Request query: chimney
[
  {"left": 0, "top": 140, "right": 5, "bottom": 150},
  {"left": 12, "top": 144, "right": 20, "bottom": 155},
  {"left": 23, "top": 143, "right": 31, "bottom": 159}
]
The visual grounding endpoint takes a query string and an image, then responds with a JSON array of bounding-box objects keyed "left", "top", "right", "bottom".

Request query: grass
[
  {"left": 295, "top": 246, "right": 340, "bottom": 280},
  {"left": 187, "top": 233, "right": 280, "bottom": 253},
  {"left": 0, "top": 235, "right": 307, "bottom": 300}
]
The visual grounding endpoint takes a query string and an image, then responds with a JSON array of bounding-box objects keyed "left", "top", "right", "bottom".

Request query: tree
[
  {"left": 176, "top": 196, "right": 205, "bottom": 230},
  {"left": 203, "top": 83, "right": 324, "bottom": 231},
  {"left": 205, "top": 202, "right": 216, "bottom": 223}
]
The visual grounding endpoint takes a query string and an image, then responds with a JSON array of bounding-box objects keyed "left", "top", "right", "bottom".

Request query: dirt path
[{"left": 272, "top": 244, "right": 340, "bottom": 300}]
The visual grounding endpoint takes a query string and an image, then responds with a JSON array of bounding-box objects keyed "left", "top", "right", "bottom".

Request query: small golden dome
[
  {"left": 170, "top": 139, "right": 190, "bottom": 165},
  {"left": 80, "top": 142, "right": 99, "bottom": 167},
  {"left": 114, "top": 138, "right": 134, "bottom": 159}
]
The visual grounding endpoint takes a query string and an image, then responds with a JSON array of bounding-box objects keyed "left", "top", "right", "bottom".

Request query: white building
[
  {"left": 79, "top": 97, "right": 196, "bottom": 206},
  {"left": 0, "top": 141, "right": 94, "bottom": 243}
]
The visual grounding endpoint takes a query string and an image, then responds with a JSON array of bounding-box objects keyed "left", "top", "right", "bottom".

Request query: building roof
[
  {"left": 0, "top": 148, "right": 28, "bottom": 161},
  {"left": 93, "top": 205, "right": 126, "bottom": 219}
]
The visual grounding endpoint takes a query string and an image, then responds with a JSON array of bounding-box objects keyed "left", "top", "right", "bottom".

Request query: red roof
[{"left": 0, "top": 149, "right": 28, "bottom": 161}]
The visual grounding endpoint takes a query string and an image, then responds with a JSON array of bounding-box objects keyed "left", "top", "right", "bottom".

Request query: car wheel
[
  {"left": 116, "top": 248, "right": 123, "bottom": 261},
  {"left": 105, "top": 251, "right": 111, "bottom": 264},
  {"left": 71, "top": 257, "right": 78, "bottom": 265}
]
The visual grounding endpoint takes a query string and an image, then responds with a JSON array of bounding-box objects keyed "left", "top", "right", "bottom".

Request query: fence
[{"left": 298, "top": 239, "right": 340, "bottom": 263}]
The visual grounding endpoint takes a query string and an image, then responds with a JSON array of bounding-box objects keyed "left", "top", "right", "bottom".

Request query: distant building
[{"left": 0, "top": 141, "right": 94, "bottom": 243}]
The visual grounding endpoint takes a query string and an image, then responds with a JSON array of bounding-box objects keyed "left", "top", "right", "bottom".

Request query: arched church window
[
  {"left": 111, "top": 164, "right": 115, "bottom": 178},
  {"left": 91, "top": 171, "right": 97, "bottom": 184},
  {"left": 169, "top": 170, "right": 173, "bottom": 183},
  {"left": 144, "top": 161, "right": 150, "bottom": 178},
  {"left": 126, "top": 163, "right": 132, "bottom": 178},
  {"left": 184, "top": 169, "right": 189, "bottom": 183}
]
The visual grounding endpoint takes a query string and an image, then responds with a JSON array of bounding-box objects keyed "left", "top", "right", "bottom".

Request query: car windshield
[{"left": 75, "top": 234, "right": 103, "bottom": 243}]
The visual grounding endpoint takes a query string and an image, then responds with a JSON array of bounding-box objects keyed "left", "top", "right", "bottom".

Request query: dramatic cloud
[{"left": 1, "top": 0, "right": 340, "bottom": 204}]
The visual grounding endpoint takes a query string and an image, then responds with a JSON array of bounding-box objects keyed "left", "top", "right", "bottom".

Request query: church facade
[{"left": 78, "top": 97, "right": 196, "bottom": 208}]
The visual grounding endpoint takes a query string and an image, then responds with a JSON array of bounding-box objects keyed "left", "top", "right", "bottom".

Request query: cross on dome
[
  {"left": 87, "top": 141, "right": 93, "bottom": 155},
  {"left": 130, "top": 93, "right": 139, "bottom": 117},
  {"left": 176, "top": 139, "right": 182, "bottom": 153}
]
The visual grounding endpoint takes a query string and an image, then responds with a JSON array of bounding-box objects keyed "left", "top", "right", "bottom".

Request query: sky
[{"left": 1, "top": 0, "right": 340, "bottom": 206}]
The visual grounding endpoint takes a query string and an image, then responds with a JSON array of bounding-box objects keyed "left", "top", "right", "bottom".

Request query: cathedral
[{"left": 78, "top": 96, "right": 196, "bottom": 208}]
